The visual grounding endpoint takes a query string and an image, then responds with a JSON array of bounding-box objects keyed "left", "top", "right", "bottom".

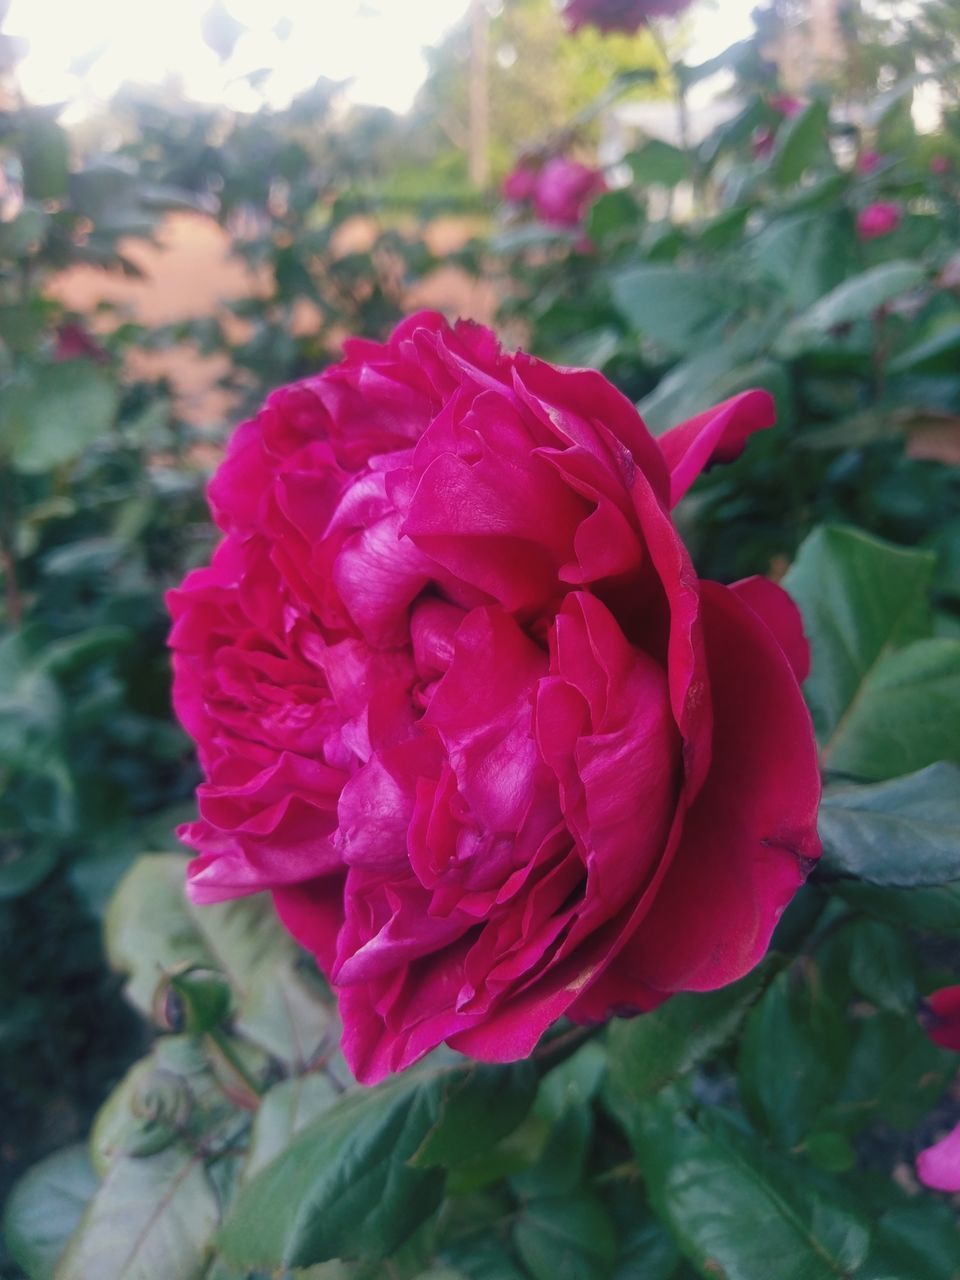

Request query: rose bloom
[
  {"left": 856, "top": 149, "right": 883, "bottom": 175},
  {"left": 857, "top": 201, "right": 902, "bottom": 241},
  {"left": 769, "top": 94, "right": 805, "bottom": 119},
  {"left": 533, "top": 157, "right": 606, "bottom": 229},
  {"left": 502, "top": 163, "right": 540, "bottom": 204},
  {"left": 169, "top": 311, "right": 821, "bottom": 1083},
  {"left": 562, "top": 0, "right": 690, "bottom": 34}
]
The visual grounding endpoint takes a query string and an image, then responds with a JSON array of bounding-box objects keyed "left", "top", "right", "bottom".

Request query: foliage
[{"left": 4, "top": 1, "right": 960, "bottom": 1278}]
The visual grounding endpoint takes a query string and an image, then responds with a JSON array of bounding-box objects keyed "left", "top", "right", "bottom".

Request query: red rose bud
[
  {"left": 562, "top": 0, "right": 691, "bottom": 35},
  {"left": 920, "top": 985, "right": 960, "bottom": 1052},
  {"left": 856, "top": 201, "right": 902, "bottom": 241},
  {"left": 168, "top": 311, "right": 821, "bottom": 1084}
]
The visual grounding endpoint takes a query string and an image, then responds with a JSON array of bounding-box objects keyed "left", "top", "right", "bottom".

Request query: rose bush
[{"left": 168, "top": 310, "right": 821, "bottom": 1084}]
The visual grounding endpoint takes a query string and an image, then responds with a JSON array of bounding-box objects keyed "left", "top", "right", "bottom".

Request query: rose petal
[
  {"left": 917, "top": 1122, "right": 960, "bottom": 1193},
  {"left": 657, "top": 390, "right": 776, "bottom": 508}
]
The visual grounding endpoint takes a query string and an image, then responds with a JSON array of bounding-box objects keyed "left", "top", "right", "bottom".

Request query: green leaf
[
  {"left": 105, "top": 856, "right": 214, "bottom": 1014},
  {"left": 0, "top": 205, "right": 48, "bottom": 257},
  {"left": 2, "top": 1146, "right": 98, "bottom": 1280},
  {"left": 738, "top": 968, "right": 851, "bottom": 1149},
  {"left": 632, "top": 1099, "right": 871, "bottom": 1280},
  {"left": 819, "top": 763, "right": 960, "bottom": 886},
  {"left": 779, "top": 261, "right": 927, "bottom": 354},
  {"left": 55, "top": 1146, "right": 219, "bottom": 1280},
  {"left": 865, "top": 1204, "right": 960, "bottom": 1279},
  {"left": 106, "top": 855, "right": 335, "bottom": 1067},
  {"left": 218, "top": 1074, "right": 447, "bottom": 1267},
  {"left": 513, "top": 1195, "right": 617, "bottom": 1280},
  {"left": 586, "top": 190, "right": 641, "bottom": 243},
  {"left": 823, "top": 638, "right": 960, "bottom": 780},
  {"left": 19, "top": 116, "right": 69, "bottom": 201},
  {"left": 1, "top": 362, "right": 119, "bottom": 474},
  {"left": 782, "top": 526, "right": 935, "bottom": 743},
  {"left": 610, "top": 265, "right": 727, "bottom": 356},
  {"left": 245, "top": 1074, "right": 340, "bottom": 1179},
  {"left": 627, "top": 139, "right": 691, "bottom": 187},
  {"left": 605, "top": 964, "right": 771, "bottom": 1116},
  {"left": 828, "top": 1011, "right": 954, "bottom": 1135},
  {"left": 751, "top": 212, "right": 854, "bottom": 309},
  {"left": 846, "top": 919, "right": 918, "bottom": 1014},
  {"left": 413, "top": 1061, "right": 537, "bottom": 1169},
  {"left": 771, "top": 99, "right": 831, "bottom": 186},
  {"left": 889, "top": 321, "right": 960, "bottom": 375},
  {"left": 835, "top": 878, "right": 960, "bottom": 935}
]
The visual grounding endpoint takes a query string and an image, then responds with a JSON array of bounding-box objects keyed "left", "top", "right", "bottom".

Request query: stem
[{"left": 207, "top": 1027, "right": 265, "bottom": 1100}]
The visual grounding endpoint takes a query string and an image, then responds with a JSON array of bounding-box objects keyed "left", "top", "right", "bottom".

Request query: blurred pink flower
[
  {"left": 931, "top": 154, "right": 952, "bottom": 176},
  {"left": 53, "top": 323, "right": 108, "bottom": 364},
  {"left": 562, "top": 0, "right": 691, "bottom": 34},
  {"left": 534, "top": 157, "right": 606, "bottom": 228},
  {"left": 917, "top": 1123, "right": 960, "bottom": 1193},
  {"left": 752, "top": 127, "right": 776, "bottom": 161},
  {"left": 769, "top": 94, "right": 805, "bottom": 119},
  {"left": 502, "top": 164, "right": 540, "bottom": 203},
  {"left": 856, "top": 201, "right": 902, "bottom": 241},
  {"left": 857, "top": 149, "right": 883, "bottom": 175}
]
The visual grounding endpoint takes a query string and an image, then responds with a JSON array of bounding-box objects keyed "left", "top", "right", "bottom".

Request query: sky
[{"left": 5, "top": 0, "right": 760, "bottom": 119}]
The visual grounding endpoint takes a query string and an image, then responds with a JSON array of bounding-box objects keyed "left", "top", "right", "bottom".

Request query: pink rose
[
  {"left": 533, "top": 157, "right": 606, "bottom": 229},
  {"left": 562, "top": 0, "right": 690, "bottom": 35},
  {"left": 769, "top": 94, "right": 805, "bottom": 119},
  {"left": 53, "top": 323, "right": 108, "bottom": 364},
  {"left": 856, "top": 149, "right": 883, "bottom": 175},
  {"left": 856, "top": 201, "right": 902, "bottom": 241},
  {"left": 502, "top": 164, "right": 540, "bottom": 204},
  {"left": 917, "top": 1124, "right": 960, "bottom": 1193},
  {"left": 169, "top": 311, "right": 822, "bottom": 1084}
]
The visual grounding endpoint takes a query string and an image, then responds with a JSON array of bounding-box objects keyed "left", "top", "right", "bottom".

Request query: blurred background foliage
[{"left": 1, "top": 0, "right": 960, "bottom": 1276}]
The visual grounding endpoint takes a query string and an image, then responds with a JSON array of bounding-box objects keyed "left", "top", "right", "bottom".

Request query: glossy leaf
[
  {"left": 605, "top": 964, "right": 771, "bottom": 1116},
  {"left": 738, "top": 968, "right": 852, "bottom": 1149},
  {"left": 413, "top": 1061, "right": 537, "bottom": 1169},
  {"left": 819, "top": 763, "right": 960, "bottom": 885},
  {"left": 218, "top": 1074, "right": 447, "bottom": 1267},
  {"left": 632, "top": 1098, "right": 871, "bottom": 1280},
  {"left": 513, "top": 1195, "right": 617, "bottom": 1280},
  {"left": 783, "top": 526, "right": 934, "bottom": 743},
  {"left": 823, "top": 638, "right": 960, "bottom": 779}
]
